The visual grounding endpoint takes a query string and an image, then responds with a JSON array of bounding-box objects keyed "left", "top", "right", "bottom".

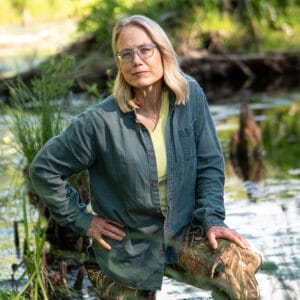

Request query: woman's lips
[{"left": 133, "top": 71, "right": 148, "bottom": 76}]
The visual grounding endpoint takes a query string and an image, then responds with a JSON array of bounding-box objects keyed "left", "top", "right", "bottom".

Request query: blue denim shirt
[{"left": 29, "top": 75, "right": 227, "bottom": 290}]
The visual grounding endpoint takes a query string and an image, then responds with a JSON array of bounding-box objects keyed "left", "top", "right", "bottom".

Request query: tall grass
[
  {"left": 4, "top": 53, "right": 85, "bottom": 299},
  {"left": 8, "top": 53, "right": 75, "bottom": 165},
  {"left": 11, "top": 196, "right": 49, "bottom": 300},
  {"left": 9, "top": 195, "right": 78, "bottom": 299}
]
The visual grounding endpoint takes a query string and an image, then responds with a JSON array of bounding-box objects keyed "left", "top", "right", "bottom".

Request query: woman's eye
[
  {"left": 122, "top": 51, "right": 133, "bottom": 59},
  {"left": 139, "top": 47, "right": 151, "bottom": 55}
]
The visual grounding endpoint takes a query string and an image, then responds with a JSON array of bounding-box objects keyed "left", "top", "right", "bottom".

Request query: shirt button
[
  {"left": 151, "top": 180, "right": 158, "bottom": 187},
  {"left": 148, "top": 151, "right": 155, "bottom": 157}
]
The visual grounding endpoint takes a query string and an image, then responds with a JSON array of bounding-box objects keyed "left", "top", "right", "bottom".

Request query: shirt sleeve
[
  {"left": 29, "top": 111, "right": 95, "bottom": 236},
  {"left": 189, "top": 79, "right": 228, "bottom": 234}
]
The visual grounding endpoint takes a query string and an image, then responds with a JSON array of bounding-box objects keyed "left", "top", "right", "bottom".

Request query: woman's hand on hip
[
  {"left": 206, "top": 226, "right": 251, "bottom": 250},
  {"left": 87, "top": 215, "right": 126, "bottom": 250}
]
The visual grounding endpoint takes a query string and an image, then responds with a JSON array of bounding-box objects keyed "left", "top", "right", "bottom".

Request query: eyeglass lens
[{"left": 117, "top": 44, "right": 156, "bottom": 63}]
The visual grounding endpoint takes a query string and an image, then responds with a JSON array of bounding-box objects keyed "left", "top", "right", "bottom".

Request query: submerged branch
[{"left": 1, "top": 47, "right": 299, "bottom": 104}]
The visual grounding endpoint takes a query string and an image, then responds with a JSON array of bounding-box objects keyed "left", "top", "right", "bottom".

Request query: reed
[
  {"left": 10, "top": 195, "right": 79, "bottom": 299},
  {"left": 8, "top": 54, "right": 75, "bottom": 165},
  {"left": 3, "top": 54, "right": 83, "bottom": 299},
  {"left": 11, "top": 196, "right": 49, "bottom": 300}
]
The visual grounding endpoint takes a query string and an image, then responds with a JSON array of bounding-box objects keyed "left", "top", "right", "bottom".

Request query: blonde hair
[{"left": 112, "top": 15, "right": 189, "bottom": 112}]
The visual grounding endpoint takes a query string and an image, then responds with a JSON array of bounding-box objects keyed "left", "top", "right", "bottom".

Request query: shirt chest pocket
[{"left": 178, "top": 124, "right": 196, "bottom": 160}]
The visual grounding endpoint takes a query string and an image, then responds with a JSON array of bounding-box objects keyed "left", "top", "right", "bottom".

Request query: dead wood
[{"left": 1, "top": 44, "right": 299, "bottom": 104}]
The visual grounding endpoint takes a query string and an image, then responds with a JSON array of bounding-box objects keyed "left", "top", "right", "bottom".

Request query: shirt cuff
[
  {"left": 191, "top": 215, "right": 228, "bottom": 235},
  {"left": 70, "top": 211, "right": 94, "bottom": 236}
]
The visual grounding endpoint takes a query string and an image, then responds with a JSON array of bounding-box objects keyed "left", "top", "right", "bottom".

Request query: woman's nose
[{"left": 131, "top": 51, "right": 143, "bottom": 64}]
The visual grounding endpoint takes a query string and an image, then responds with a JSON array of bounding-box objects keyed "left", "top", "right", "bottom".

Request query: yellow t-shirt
[{"left": 150, "top": 90, "right": 169, "bottom": 215}]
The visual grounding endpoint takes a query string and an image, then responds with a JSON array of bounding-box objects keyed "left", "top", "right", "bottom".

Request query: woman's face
[{"left": 116, "top": 25, "right": 164, "bottom": 91}]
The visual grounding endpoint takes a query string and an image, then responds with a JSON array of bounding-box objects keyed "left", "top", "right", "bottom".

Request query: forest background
[
  {"left": 1, "top": 0, "right": 300, "bottom": 102},
  {"left": 1, "top": 0, "right": 300, "bottom": 53},
  {"left": 0, "top": 1, "right": 299, "bottom": 299}
]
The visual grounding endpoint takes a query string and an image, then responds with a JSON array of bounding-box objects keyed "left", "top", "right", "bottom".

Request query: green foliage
[
  {"left": 262, "top": 101, "right": 300, "bottom": 175},
  {"left": 85, "top": 82, "right": 101, "bottom": 101},
  {"left": 78, "top": 0, "right": 127, "bottom": 52},
  {"left": 3, "top": 54, "right": 90, "bottom": 299},
  {"left": 77, "top": 0, "right": 300, "bottom": 55},
  {"left": 8, "top": 54, "right": 75, "bottom": 165},
  {"left": 9, "top": 196, "right": 79, "bottom": 300},
  {"left": 263, "top": 102, "right": 300, "bottom": 149},
  {"left": 78, "top": 0, "right": 195, "bottom": 54},
  {"left": 105, "top": 68, "right": 115, "bottom": 96},
  {"left": 0, "top": 0, "right": 96, "bottom": 25},
  {"left": 1, "top": 0, "right": 300, "bottom": 53},
  {"left": 10, "top": 196, "right": 49, "bottom": 300}
]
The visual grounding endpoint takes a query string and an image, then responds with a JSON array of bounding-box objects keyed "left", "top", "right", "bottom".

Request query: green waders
[{"left": 86, "top": 228, "right": 262, "bottom": 300}]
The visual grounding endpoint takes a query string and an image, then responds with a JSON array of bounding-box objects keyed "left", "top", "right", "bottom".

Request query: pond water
[
  {"left": 0, "top": 20, "right": 78, "bottom": 79},
  {"left": 0, "top": 90, "right": 299, "bottom": 300}
]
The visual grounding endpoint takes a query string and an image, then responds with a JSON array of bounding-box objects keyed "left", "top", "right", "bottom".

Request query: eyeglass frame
[{"left": 115, "top": 43, "right": 158, "bottom": 64}]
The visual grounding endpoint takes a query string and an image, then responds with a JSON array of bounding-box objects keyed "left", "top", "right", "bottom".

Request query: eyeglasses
[{"left": 116, "top": 43, "right": 157, "bottom": 64}]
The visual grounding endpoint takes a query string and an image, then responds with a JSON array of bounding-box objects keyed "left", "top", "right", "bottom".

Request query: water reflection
[
  {"left": 0, "top": 91, "right": 300, "bottom": 299},
  {"left": 226, "top": 197, "right": 300, "bottom": 300},
  {"left": 229, "top": 101, "right": 264, "bottom": 202}
]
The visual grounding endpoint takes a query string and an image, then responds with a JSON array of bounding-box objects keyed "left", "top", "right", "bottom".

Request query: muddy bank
[
  {"left": 180, "top": 51, "right": 300, "bottom": 103},
  {"left": 0, "top": 33, "right": 299, "bottom": 104}
]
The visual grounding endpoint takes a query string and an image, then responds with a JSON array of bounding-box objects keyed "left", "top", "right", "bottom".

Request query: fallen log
[
  {"left": 1, "top": 47, "right": 299, "bottom": 104},
  {"left": 180, "top": 51, "right": 300, "bottom": 103}
]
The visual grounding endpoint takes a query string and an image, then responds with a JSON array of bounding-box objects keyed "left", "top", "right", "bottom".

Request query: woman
[{"left": 30, "top": 15, "right": 261, "bottom": 299}]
